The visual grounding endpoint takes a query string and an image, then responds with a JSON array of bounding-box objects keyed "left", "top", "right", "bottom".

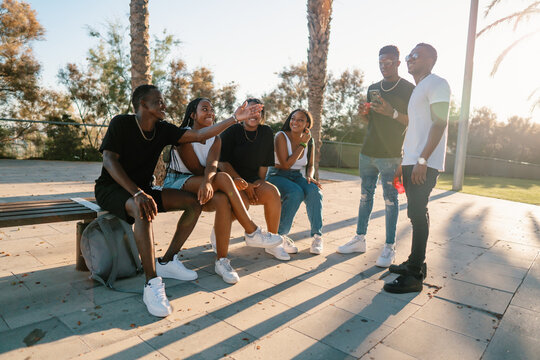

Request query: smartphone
[{"left": 368, "top": 89, "right": 382, "bottom": 104}]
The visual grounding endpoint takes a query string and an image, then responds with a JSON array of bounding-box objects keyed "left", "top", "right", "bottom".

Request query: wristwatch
[
  {"left": 417, "top": 157, "right": 427, "bottom": 165},
  {"left": 392, "top": 108, "right": 399, "bottom": 119}
]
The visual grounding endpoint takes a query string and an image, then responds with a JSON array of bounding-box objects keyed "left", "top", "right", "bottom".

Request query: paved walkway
[{"left": 0, "top": 159, "right": 539, "bottom": 359}]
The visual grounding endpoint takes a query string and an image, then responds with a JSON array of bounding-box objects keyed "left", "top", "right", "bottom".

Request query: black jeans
[{"left": 402, "top": 165, "right": 439, "bottom": 275}]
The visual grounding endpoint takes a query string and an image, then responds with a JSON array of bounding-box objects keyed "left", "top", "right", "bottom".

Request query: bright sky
[{"left": 27, "top": 0, "right": 540, "bottom": 123}]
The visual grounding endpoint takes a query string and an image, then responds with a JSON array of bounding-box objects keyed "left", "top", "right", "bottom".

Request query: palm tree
[
  {"left": 307, "top": 0, "right": 333, "bottom": 179},
  {"left": 129, "top": 0, "right": 152, "bottom": 89},
  {"left": 478, "top": 1, "right": 540, "bottom": 107}
]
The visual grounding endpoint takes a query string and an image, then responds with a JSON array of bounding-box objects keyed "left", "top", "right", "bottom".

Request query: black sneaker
[
  {"left": 383, "top": 274, "right": 423, "bottom": 294},
  {"left": 388, "top": 261, "right": 427, "bottom": 279}
]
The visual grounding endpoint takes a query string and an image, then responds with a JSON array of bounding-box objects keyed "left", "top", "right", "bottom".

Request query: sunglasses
[{"left": 405, "top": 53, "right": 420, "bottom": 62}]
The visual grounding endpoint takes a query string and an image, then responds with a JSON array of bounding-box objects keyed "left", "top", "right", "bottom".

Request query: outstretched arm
[{"left": 178, "top": 102, "right": 264, "bottom": 144}]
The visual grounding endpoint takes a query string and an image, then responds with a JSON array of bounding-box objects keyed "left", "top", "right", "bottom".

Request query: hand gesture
[
  {"left": 300, "top": 129, "right": 311, "bottom": 143},
  {"left": 394, "top": 165, "right": 402, "bottom": 183},
  {"left": 371, "top": 96, "right": 393, "bottom": 117},
  {"left": 198, "top": 181, "right": 214, "bottom": 204},
  {"left": 134, "top": 191, "right": 158, "bottom": 222},
  {"left": 233, "top": 177, "right": 248, "bottom": 191},
  {"left": 358, "top": 102, "right": 370, "bottom": 121},
  {"left": 307, "top": 176, "right": 322, "bottom": 189},
  {"left": 234, "top": 101, "right": 264, "bottom": 122},
  {"left": 245, "top": 182, "right": 261, "bottom": 204}
]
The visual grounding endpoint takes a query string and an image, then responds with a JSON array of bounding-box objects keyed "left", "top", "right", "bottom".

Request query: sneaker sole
[
  {"left": 156, "top": 270, "right": 198, "bottom": 281},
  {"left": 336, "top": 248, "right": 366, "bottom": 254},
  {"left": 143, "top": 298, "right": 172, "bottom": 317},
  {"left": 383, "top": 284, "right": 423, "bottom": 294},
  {"left": 245, "top": 238, "right": 283, "bottom": 249},
  {"left": 310, "top": 248, "right": 322, "bottom": 255}
]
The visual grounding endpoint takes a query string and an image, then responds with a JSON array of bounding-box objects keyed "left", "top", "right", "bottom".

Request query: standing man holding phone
[
  {"left": 384, "top": 43, "right": 451, "bottom": 293},
  {"left": 337, "top": 45, "right": 414, "bottom": 268}
]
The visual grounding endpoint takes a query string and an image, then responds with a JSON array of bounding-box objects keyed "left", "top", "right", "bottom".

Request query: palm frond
[
  {"left": 478, "top": 6, "right": 540, "bottom": 36},
  {"left": 490, "top": 30, "right": 539, "bottom": 76},
  {"left": 484, "top": 0, "right": 503, "bottom": 17},
  {"left": 514, "top": 2, "right": 540, "bottom": 31}
]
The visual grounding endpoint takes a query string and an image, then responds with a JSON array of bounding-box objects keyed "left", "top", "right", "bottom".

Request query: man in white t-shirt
[{"left": 384, "top": 43, "right": 451, "bottom": 294}]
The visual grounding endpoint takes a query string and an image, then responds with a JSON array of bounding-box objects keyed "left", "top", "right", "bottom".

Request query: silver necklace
[
  {"left": 135, "top": 116, "right": 156, "bottom": 141},
  {"left": 380, "top": 77, "right": 401, "bottom": 92}
]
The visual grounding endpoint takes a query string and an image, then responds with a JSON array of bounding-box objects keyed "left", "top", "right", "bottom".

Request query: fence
[{"left": 320, "top": 140, "right": 540, "bottom": 181}]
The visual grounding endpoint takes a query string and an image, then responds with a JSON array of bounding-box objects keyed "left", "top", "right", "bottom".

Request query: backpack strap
[
  {"left": 117, "top": 218, "right": 143, "bottom": 273},
  {"left": 96, "top": 215, "right": 120, "bottom": 289}
]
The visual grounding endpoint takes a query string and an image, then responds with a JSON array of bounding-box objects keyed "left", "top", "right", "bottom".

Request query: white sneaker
[
  {"left": 375, "top": 244, "right": 396, "bottom": 268},
  {"left": 215, "top": 258, "right": 240, "bottom": 284},
  {"left": 156, "top": 254, "right": 198, "bottom": 281},
  {"left": 143, "top": 277, "right": 172, "bottom": 317},
  {"left": 245, "top": 227, "right": 283, "bottom": 248},
  {"left": 210, "top": 227, "right": 217, "bottom": 253},
  {"left": 282, "top": 235, "right": 298, "bottom": 254},
  {"left": 337, "top": 234, "right": 366, "bottom": 254},
  {"left": 265, "top": 244, "right": 290, "bottom": 260},
  {"left": 310, "top": 234, "right": 323, "bottom": 255}
]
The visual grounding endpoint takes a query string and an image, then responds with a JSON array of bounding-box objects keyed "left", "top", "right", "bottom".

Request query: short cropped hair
[
  {"left": 132, "top": 84, "right": 159, "bottom": 112},
  {"left": 379, "top": 45, "right": 399, "bottom": 58},
  {"left": 416, "top": 43, "right": 438, "bottom": 63}
]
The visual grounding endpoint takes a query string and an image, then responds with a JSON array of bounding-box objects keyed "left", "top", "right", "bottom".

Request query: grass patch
[{"left": 321, "top": 167, "right": 540, "bottom": 205}]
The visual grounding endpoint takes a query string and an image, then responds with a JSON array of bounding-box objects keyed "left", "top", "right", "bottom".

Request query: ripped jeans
[{"left": 356, "top": 154, "right": 401, "bottom": 244}]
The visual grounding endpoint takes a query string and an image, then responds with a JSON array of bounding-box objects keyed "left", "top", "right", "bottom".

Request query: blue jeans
[
  {"left": 356, "top": 154, "right": 401, "bottom": 244},
  {"left": 266, "top": 168, "right": 323, "bottom": 236}
]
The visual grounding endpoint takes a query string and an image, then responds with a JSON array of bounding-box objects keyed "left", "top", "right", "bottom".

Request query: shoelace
[
  {"left": 151, "top": 283, "right": 167, "bottom": 302},
  {"left": 313, "top": 238, "right": 322, "bottom": 247},
  {"left": 219, "top": 258, "right": 234, "bottom": 272},
  {"left": 381, "top": 247, "right": 394, "bottom": 258},
  {"left": 284, "top": 236, "right": 295, "bottom": 247}
]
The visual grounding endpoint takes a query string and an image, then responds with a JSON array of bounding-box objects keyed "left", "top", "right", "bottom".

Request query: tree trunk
[
  {"left": 307, "top": 0, "right": 333, "bottom": 180},
  {"left": 129, "top": 0, "right": 152, "bottom": 90},
  {"left": 130, "top": 0, "right": 167, "bottom": 185}
]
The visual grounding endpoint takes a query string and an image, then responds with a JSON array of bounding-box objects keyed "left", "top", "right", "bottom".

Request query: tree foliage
[{"left": 0, "top": 0, "right": 44, "bottom": 110}]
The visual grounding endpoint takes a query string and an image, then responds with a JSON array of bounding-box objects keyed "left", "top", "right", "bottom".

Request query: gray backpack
[{"left": 81, "top": 214, "right": 142, "bottom": 290}]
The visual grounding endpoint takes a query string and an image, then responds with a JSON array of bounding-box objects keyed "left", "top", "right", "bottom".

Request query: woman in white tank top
[
  {"left": 266, "top": 109, "right": 324, "bottom": 255},
  {"left": 163, "top": 98, "right": 282, "bottom": 284}
]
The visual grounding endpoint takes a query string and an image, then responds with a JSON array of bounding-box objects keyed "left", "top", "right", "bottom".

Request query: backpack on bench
[{"left": 81, "top": 214, "right": 143, "bottom": 290}]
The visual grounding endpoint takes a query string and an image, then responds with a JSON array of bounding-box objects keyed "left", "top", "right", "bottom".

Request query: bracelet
[
  {"left": 133, "top": 190, "right": 144, "bottom": 198},
  {"left": 232, "top": 114, "right": 239, "bottom": 123},
  {"left": 299, "top": 142, "right": 307, "bottom": 148}
]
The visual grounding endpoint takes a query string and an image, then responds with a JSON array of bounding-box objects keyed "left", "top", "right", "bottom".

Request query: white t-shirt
[
  {"left": 274, "top": 131, "right": 308, "bottom": 170},
  {"left": 170, "top": 133, "right": 215, "bottom": 174},
  {"left": 402, "top": 74, "right": 451, "bottom": 171}
]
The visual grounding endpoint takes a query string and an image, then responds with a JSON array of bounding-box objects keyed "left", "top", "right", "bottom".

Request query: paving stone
[
  {"left": 211, "top": 293, "right": 304, "bottom": 338},
  {"left": 333, "top": 287, "right": 421, "bottom": 328},
  {"left": 413, "top": 297, "right": 498, "bottom": 341},
  {"left": 195, "top": 272, "right": 275, "bottom": 302},
  {"left": 290, "top": 305, "right": 394, "bottom": 357},
  {"left": 76, "top": 336, "right": 167, "bottom": 359},
  {"left": 0, "top": 315, "right": 9, "bottom": 332},
  {"left": 166, "top": 282, "right": 231, "bottom": 322},
  {"left": 364, "top": 277, "right": 432, "bottom": 306},
  {"left": 383, "top": 317, "right": 487, "bottom": 360},
  {"left": 434, "top": 278, "right": 513, "bottom": 315},
  {"left": 58, "top": 296, "right": 166, "bottom": 349},
  {"left": 511, "top": 272, "right": 540, "bottom": 313},
  {"left": 139, "top": 313, "right": 254, "bottom": 360},
  {"left": 264, "top": 278, "right": 346, "bottom": 314},
  {"left": 246, "top": 261, "right": 307, "bottom": 285},
  {"left": 297, "top": 266, "right": 368, "bottom": 296},
  {"left": 230, "top": 327, "right": 355, "bottom": 360},
  {"left": 483, "top": 305, "right": 540, "bottom": 360},
  {"left": 0, "top": 224, "right": 61, "bottom": 240},
  {"left": 453, "top": 264, "right": 525, "bottom": 293},
  {"left": 359, "top": 343, "right": 418, "bottom": 360},
  {"left": 0, "top": 252, "right": 43, "bottom": 272},
  {"left": 0, "top": 317, "right": 90, "bottom": 359}
]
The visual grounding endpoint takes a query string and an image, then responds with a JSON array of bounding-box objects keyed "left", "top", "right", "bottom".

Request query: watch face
[{"left": 418, "top": 157, "right": 426, "bottom": 165}]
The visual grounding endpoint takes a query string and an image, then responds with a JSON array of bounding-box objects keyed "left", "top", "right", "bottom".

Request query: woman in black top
[{"left": 219, "top": 99, "right": 290, "bottom": 261}]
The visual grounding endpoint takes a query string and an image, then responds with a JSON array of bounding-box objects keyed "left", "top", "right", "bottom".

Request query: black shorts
[{"left": 95, "top": 182, "right": 165, "bottom": 224}]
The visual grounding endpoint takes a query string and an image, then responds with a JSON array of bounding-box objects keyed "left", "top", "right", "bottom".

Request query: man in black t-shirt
[
  {"left": 95, "top": 85, "right": 263, "bottom": 317},
  {"left": 337, "top": 45, "right": 414, "bottom": 269}
]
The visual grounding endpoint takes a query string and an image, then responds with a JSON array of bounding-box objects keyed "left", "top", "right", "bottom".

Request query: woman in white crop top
[
  {"left": 266, "top": 109, "right": 324, "bottom": 255},
  {"left": 163, "top": 98, "right": 283, "bottom": 284}
]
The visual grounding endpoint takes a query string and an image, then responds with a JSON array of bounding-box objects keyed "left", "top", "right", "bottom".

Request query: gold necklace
[
  {"left": 243, "top": 125, "right": 258, "bottom": 142},
  {"left": 134, "top": 116, "right": 156, "bottom": 141},
  {"left": 380, "top": 77, "right": 401, "bottom": 92}
]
